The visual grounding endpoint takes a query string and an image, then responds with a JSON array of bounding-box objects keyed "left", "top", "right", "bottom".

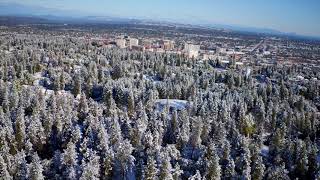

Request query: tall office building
[
  {"left": 116, "top": 38, "right": 126, "bottom": 48},
  {"left": 184, "top": 43, "right": 200, "bottom": 58},
  {"left": 129, "top": 38, "right": 139, "bottom": 48},
  {"left": 162, "top": 40, "right": 174, "bottom": 50}
]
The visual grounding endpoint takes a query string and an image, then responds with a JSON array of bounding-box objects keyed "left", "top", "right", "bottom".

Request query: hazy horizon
[{"left": 1, "top": 0, "right": 320, "bottom": 37}]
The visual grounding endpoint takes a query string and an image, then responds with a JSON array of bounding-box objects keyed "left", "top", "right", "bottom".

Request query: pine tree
[
  {"left": 77, "top": 93, "right": 89, "bottom": 121},
  {"left": 270, "top": 126, "right": 286, "bottom": 156},
  {"left": 205, "top": 142, "right": 221, "bottom": 180},
  {"left": 308, "top": 145, "right": 319, "bottom": 179},
  {"left": 110, "top": 118, "right": 122, "bottom": 146},
  {"left": 144, "top": 156, "right": 158, "bottom": 180},
  {"left": 115, "top": 139, "right": 135, "bottom": 179},
  {"left": 294, "top": 139, "right": 309, "bottom": 178},
  {"left": 224, "top": 156, "right": 236, "bottom": 179},
  {"left": 189, "top": 117, "right": 202, "bottom": 159},
  {"left": 266, "top": 163, "right": 290, "bottom": 180},
  {"left": 62, "top": 141, "right": 78, "bottom": 179},
  {"left": 1, "top": 84, "right": 9, "bottom": 113},
  {"left": 112, "top": 64, "right": 124, "bottom": 79},
  {"left": 240, "top": 113, "right": 255, "bottom": 138},
  {"left": 173, "top": 163, "right": 183, "bottom": 180},
  {"left": 102, "top": 87, "right": 117, "bottom": 116},
  {"left": 80, "top": 149, "right": 100, "bottom": 180},
  {"left": 188, "top": 170, "right": 202, "bottom": 180},
  {"left": 15, "top": 107, "right": 26, "bottom": 151},
  {"left": 159, "top": 154, "right": 173, "bottom": 180},
  {"left": 28, "top": 114, "right": 45, "bottom": 153},
  {"left": 238, "top": 137, "right": 251, "bottom": 180},
  {"left": 127, "top": 90, "right": 135, "bottom": 118},
  {"left": 96, "top": 124, "right": 109, "bottom": 152},
  {"left": 9, "top": 83, "right": 19, "bottom": 110},
  {"left": 97, "top": 65, "right": 105, "bottom": 84},
  {"left": 53, "top": 75, "right": 61, "bottom": 91},
  {"left": 101, "top": 149, "right": 114, "bottom": 179},
  {"left": 177, "top": 111, "right": 190, "bottom": 149},
  {"left": 251, "top": 155, "right": 265, "bottom": 180},
  {"left": 59, "top": 71, "right": 65, "bottom": 90},
  {"left": 73, "top": 73, "right": 82, "bottom": 97},
  {"left": 15, "top": 151, "right": 28, "bottom": 180},
  {"left": 0, "top": 155, "right": 12, "bottom": 180},
  {"left": 50, "top": 150, "right": 62, "bottom": 178},
  {"left": 28, "top": 153, "right": 45, "bottom": 180}
]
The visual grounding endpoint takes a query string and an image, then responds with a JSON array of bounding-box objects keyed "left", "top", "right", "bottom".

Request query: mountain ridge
[{"left": 0, "top": 2, "right": 319, "bottom": 40}]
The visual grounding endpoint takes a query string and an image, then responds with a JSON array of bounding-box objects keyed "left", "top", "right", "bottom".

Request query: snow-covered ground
[
  {"left": 155, "top": 99, "right": 189, "bottom": 111},
  {"left": 142, "top": 75, "right": 161, "bottom": 84},
  {"left": 22, "top": 83, "right": 73, "bottom": 99},
  {"left": 261, "top": 145, "right": 269, "bottom": 157},
  {"left": 74, "top": 65, "right": 82, "bottom": 73},
  {"left": 214, "top": 68, "right": 228, "bottom": 73},
  {"left": 261, "top": 133, "right": 270, "bottom": 157},
  {"left": 33, "top": 72, "right": 43, "bottom": 86},
  {"left": 24, "top": 72, "right": 74, "bottom": 99}
]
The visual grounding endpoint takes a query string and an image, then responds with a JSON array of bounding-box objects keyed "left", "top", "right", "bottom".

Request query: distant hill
[
  {"left": 0, "top": 3, "right": 142, "bottom": 24},
  {"left": 0, "top": 2, "right": 84, "bottom": 17},
  {"left": 0, "top": 16, "right": 49, "bottom": 25},
  {"left": 0, "top": 2, "right": 319, "bottom": 40},
  {"left": 208, "top": 24, "right": 286, "bottom": 35}
]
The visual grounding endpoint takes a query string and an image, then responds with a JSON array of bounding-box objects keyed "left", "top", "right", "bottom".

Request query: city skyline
[{"left": 1, "top": 0, "right": 320, "bottom": 37}]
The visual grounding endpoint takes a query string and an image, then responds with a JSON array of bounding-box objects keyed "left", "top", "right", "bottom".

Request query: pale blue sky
[{"left": 3, "top": 0, "right": 320, "bottom": 36}]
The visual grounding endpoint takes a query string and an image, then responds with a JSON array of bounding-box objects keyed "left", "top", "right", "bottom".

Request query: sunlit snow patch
[
  {"left": 155, "top": 99, "right": 190, "bottom": 111},
  {"left": 261, "top": 145, "right": 269, "bottom": 157}
]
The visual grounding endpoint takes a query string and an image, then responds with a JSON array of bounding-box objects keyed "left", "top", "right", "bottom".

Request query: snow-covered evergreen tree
[{"left": 28, "top": 153, "right": 45, "bottom": 180}]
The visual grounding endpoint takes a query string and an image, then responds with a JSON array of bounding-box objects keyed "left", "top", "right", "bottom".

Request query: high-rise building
[
  {"left": 162, "top": 40, "right": 174, "bottom": 50},
  {"left": 184, "top": 43, "right": 200, "bottom": 52},
  {"left": 116, "top": 38, "right": 126, "bottom": 48},
  {"left": 184, "top": 43, "right": 200, "bottom": 58},
  {"left": 142, "top": 39, "right": 152, "bottom": 49},
  {"left": 129, "top": 38, "right": 139, "bottom": 48}
]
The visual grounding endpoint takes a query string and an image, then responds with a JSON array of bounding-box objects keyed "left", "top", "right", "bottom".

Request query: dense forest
[{"left": 0, "top": 33, "right": 319, "bottom": 180}]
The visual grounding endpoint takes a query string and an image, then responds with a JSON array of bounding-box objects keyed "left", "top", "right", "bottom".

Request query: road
[{"left": 250, "top": 39, "right": 264, "bottom": 53}]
